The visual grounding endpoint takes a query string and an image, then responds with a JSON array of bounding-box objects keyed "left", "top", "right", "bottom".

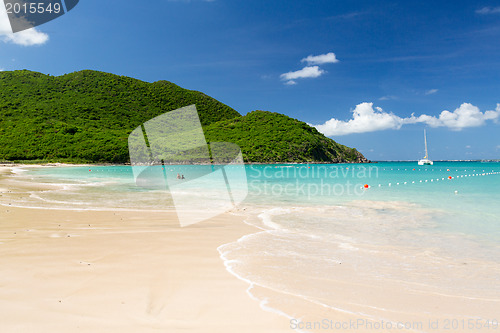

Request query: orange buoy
[
  {"left": 448, "top": 176, "right": 452, "bottom": 179},
  {"left": 364, "top": 184, "right": 369, "bottom": 189}
]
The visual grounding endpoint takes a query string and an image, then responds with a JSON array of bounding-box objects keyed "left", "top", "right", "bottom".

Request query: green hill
[
  {"left": 0, "top": 70, "right": 368, "bottom": 164},
  {"left": 0, "top": 70, "right": 239, "bottom": 163},
  {"left": 204, "top": 111, "right": 367, "bottom": 163}
]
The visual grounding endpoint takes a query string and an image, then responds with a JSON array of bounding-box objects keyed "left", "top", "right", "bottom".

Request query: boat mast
[{"left": 424, "top": 129, "right": 428, "bottom": 159}]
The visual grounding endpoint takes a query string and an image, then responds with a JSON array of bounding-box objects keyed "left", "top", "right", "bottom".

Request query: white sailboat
[{"left": 418, "top": 129, "right": 433, "bottom": 165}]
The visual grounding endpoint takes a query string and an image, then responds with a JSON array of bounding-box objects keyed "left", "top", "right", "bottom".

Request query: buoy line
[{"left": 362, "top": 170, "right": 500, "bottom": 189}]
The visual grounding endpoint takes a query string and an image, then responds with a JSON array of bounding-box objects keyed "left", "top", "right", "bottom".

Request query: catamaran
[{"left": 418, "top": 129, "right": 433, "bottom": 165}]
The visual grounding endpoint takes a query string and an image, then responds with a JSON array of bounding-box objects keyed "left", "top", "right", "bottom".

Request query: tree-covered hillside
[
  {"left": 0, "top": 70, "right": 240, "bottom": 163},
  {"left": 204, "top": 111, "right": 368, "bottom": 163},
  {"left": 0, "top": 70, "right": 368, "bottom": 164}
]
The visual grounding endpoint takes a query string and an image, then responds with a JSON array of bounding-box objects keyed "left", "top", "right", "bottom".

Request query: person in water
[{"left": 176, "top": 173, "right": 181, "bottom": 179}]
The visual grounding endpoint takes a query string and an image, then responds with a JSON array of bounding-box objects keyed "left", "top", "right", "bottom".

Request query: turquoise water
[
  {"left": 8, "top": 162, "right": 500, "bottom": 242},
  {"left": 5, "top": 161, "right": 499, "bottom": 257},
  {"left": 3, "top": 162, "right": 500, "bottom": 329}
]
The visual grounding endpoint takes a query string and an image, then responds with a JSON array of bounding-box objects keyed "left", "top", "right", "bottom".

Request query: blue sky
[{"left": 1, "top": 0, "right": 499, "bottom": 160}]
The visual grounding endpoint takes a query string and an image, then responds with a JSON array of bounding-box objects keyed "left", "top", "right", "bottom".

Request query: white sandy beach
[{"left": 0, "top": 166, "right": 290, "bottom": 333}]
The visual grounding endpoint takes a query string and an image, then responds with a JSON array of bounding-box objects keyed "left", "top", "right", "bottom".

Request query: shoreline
[
  {"left": 0, "top": 160, "right": 373, "bottom": 168},
  {"left": 2, "top": 160, "right": 499, "bottom": 168},
  {"left": 217, "top": 205, "right": 500, "bottom": 333}
]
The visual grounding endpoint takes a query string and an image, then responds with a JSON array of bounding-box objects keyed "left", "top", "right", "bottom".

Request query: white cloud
[
  {"left": 301, "top": 52, "right": 339, "bottom": 65},
  {"left": 0, "top": 5, "right": 49, "bottom": 46},
  {"left": 280, "top": 66, "right": 325, "bottom": 84},
  {"left": 313, "top": 103, "right": 500, "bottom": 136},
  {"left": 424, "top": 89, "right": 438, "bottom": 95},
  {"left": 313, "top": 102, "right": 404, "bottom": 136},
  {"left": 476, "top": 7, "right": 500, "bottom": 14},
  {"left": 379, "top": 95, "right": 397, "bottom": 101},
  {"left": 280, "top": 52, "right": 339, "bottom": 85},
  {"left": 408, "top": 103, "right": 500, "bottom": 130}
]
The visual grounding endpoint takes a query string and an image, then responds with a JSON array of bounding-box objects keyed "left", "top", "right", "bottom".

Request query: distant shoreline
[
  {"left": 373, "top": 159, "right": 500, "bottom": 163},
  {"left": 3, "top": 160, "right": 500, "bottom": 168},
  {"left": 0, "top": 161, "right": 373, "bottom": 167}
]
